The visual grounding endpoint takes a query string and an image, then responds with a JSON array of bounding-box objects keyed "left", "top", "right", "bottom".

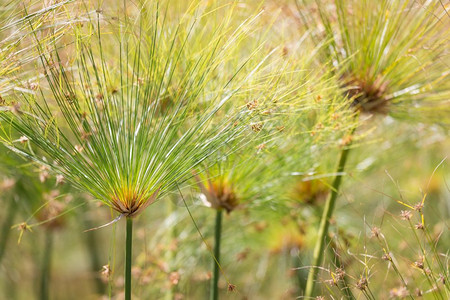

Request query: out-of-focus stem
[
  {"left": 83, "top": 216, "right": 106, "bottom": 295},
  {"left": 0, "top": 195, "right": 17, "bottom": 263},
  {"left": 210, "top": 209, "right": 223, "bottom": 300},
  {"left": 305, "top": 145, "right": 352, "bottom": 297},
  {"left": 40, "top": 230, "right": 54, "bottom": 300}
]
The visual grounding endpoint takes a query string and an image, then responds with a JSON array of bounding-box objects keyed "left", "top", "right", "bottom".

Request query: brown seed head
[
  {"left": 246, "top": 99, "right": 258, "bottom": 110},
  {"left": 382, "top": 253, "right": 392, "bottom": 261},
  {"left": 19, "top": 136, "right": 29, "bottom": 143},
  {"left": 209, "top": 180, "right": 239, "bottom": 213},
  {"left": 29, "top": 82, "right": 39, "bottom": 91},
  {"left": 110, "top": 187, "right": 159, "bottom": 217},
  {"left": 101, "top": 264, "right": 111, "bottom": 281},
  {"left": 39, "top": 165, "right": 50, "bottom": 183},
  {"left": 335, "top": 268, "right": 345, "bottom": 281},
  {"left": 356, "top": 276, "right": 368, "bottom": 291},
  {"left": 343, "top": 75, "right": 390, "bottom": 114},
  {"left": 371, "top": 226, "right": 381, "bottom": 238},
  {"left": 400, "top": 210, "right": 412, "bottom": 221},
  {"left": 414, "top": 288, "right": 422, "bottom": 296},
  {"left": 18, "top": 222, "right": 31, "bottom": 232},
  {"left": 227, "top": 283, "right": 236, "bottom": 292},
  {"left": 194, "top": 171, "right": 239, "bottom": 214},
  {"left": 65, "top": 92, "right": 75, "bottom": 104},
  {"left": 56, "top": 174, "right": 65, "bottom": 185},
  {"left": 413, "top": 202, "right": 424, "bottom": 212},
  {"left": 251, "top": 123, "right": 262, "bottom": 132},
  {"left": 414, "top": 256, "right": 424, "bottom": 269},
  {"left": 415, "top": 222, "right": 424, "bottom": 230},
  {"left": 169, "top": 272, "right": 180, "bottom": 286}
]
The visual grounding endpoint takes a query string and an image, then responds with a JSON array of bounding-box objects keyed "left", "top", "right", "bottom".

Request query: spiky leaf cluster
[
  {"left": 0, "top": 1, "right": 285, "bottom": 217},
  {"left": 298, "top": 0, "right": 450, "bottom": 123}
]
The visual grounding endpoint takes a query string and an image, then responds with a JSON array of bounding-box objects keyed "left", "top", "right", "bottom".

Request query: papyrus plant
[
  {"left": 296, "top": 0, "right": 450, "bottom": 296},
  {"left": 0, "top": 0, "right": 76, "bottom": 96},
  {"left": 0, "top": 2, "right": 93, "bottom": 298},
  {"left": 192, "top": 48, "right": 359, "bottom": 296},
  {"left": 193, "top": 145, "right": 280, "bottom": 299},
  {"left": 0, "top": 0, "right": 285, "bottom": 298}
]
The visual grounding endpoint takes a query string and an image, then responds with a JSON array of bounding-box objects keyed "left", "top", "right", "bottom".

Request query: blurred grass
[{"left": 0, "top": 0, "right": 449, "bottom": 299}]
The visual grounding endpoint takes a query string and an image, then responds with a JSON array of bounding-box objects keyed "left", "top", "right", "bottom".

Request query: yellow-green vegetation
[{"left": 0, "top": 0, "right": 448, "bottom": 299}]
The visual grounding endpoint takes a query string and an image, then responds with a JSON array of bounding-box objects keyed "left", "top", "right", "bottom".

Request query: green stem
[
  {"left": 210, "top": 209, "right": 223, "bottom": 300},
  {"left": 83, "top": 217, "right": 106, "bottom": 295},
  {"left": 125, "top": 217, "right": 133, "bottom": 300},
  {"left": 305, "top": 145, "right": 352, "bottom": 297},
  {"left": 40, "top": 230, "right": 54, "bottom": 300},
  {"left": 0, "top": 196, "right": 17, "bottom": 264}
]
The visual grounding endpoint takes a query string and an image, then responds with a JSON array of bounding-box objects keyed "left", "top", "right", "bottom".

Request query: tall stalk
[
  {"left": 125, "top": 217, "right": 133, "bottom": 300},
  {"left": 211, "top": 209, "right": 223, "bottom": 300},
  {"left": 82, "top": 217, "right": 106, "bottom": 295},
  {"left": 305, "top": 144, "right": 352, "bottom": 297},
  {"left": 40, "top": 230, "right": 54, "bottom": 300},
  {"left": 0, "top": 195, "right": 17, "bottom": 264}
]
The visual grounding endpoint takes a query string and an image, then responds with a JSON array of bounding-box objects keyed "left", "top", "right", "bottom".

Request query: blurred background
[{"left": 0, "top": 0, "right": 449, "bottom": 299}]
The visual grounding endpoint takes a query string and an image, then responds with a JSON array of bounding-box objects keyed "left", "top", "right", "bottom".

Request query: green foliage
[
  {"left": 0, "top": 1, "right": 448, "bottom": 299},
  {"left": 298, "top": 0, "right": 450, "bottom": 123},
  {"left": 0, "top": 0, "right": 287, "bottom": 217}
]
